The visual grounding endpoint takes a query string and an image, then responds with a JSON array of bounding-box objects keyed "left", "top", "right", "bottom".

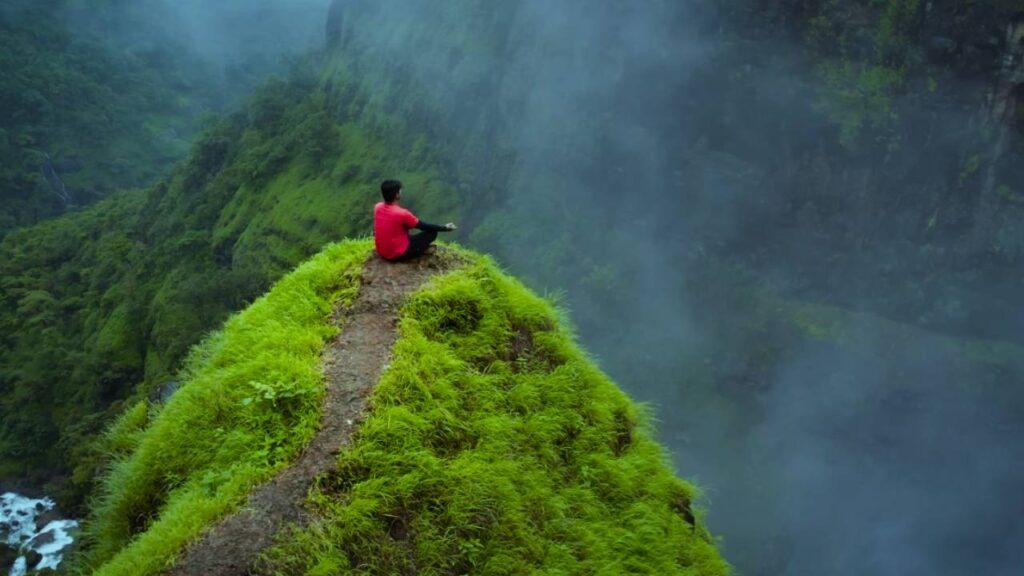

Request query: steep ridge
[
  {"left": 75, "top": 240, "right": 375, "bottom": 575},
  {"left": 168, "top": 251, "right": 459, "bottom": 575},
  {"left": 77, "top": 243, "right": 728, "bottom": 575}
]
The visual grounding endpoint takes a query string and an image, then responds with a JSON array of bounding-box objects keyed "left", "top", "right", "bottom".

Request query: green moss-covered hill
[{"left": 74, "top": 240, "right": 728, "bottom": 575}]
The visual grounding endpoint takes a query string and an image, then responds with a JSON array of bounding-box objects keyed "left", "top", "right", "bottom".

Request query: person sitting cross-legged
[{"left": 373, "top": 179, "right": 456, "bottom": 261}]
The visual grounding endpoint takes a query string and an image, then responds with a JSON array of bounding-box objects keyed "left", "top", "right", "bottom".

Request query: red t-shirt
[{"left": 373, "top": 202, "right": 419, "bottom": 259}]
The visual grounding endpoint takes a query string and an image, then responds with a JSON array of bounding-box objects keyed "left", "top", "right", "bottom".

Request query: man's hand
[{"left": 444, "top": 222, "right": 458, "bottom": 231}]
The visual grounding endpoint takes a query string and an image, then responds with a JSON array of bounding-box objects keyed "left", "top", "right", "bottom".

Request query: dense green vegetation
[
  {"left": 77, "top": 243, "right": 727, "bottom": 575},
  {"left": 0, "top": 0, "right": 330, "bottom": 236},
  {"left": 0, "top": 67, "right": 459, "bottom": 507},
  {"left": 0, "top": 1, "right": 218, "bottom": 234}
]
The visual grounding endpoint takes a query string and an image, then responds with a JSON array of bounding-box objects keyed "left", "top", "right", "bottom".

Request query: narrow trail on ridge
[{"left": 168, "top": 250, "right": 458, "bottom": 576}]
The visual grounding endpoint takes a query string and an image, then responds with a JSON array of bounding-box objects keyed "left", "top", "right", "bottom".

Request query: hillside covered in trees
[{"left": 0, "top": 0, "right": 328, "bottom": 236}]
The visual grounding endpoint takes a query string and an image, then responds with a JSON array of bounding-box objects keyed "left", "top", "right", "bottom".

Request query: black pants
[{"left": 391, "top": 229, "right": 438, "bottom": 261}]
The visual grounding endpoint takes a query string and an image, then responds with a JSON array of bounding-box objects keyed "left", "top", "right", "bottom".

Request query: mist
[
  {"left": 4, "top": 0, "right": 1020, "bottom": 573},
  {"left": 63, "top": 0, "right": 331, "bottom": 61},
  {"left": 61, "top": 0, "right": 332, "bottom": 99},
  {"left": 0, "top": 0, "right": 334, "bottom": 232},
  {"left": 324, "top": 1, "right": 1024, "bottom": 573}
]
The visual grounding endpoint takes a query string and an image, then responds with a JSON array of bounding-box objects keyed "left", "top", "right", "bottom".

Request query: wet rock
[
  {"left": 27, "top": 528, "right": 56, "bottom": 549},
  {"left": 35, "top": 507, "right": 62, "bottom": 531},
  {"left": 0, "top": 544, "right": 17, "bottom": 570},
  {"left": 25, "top": 549, "right": 43, "bottom": 568}
]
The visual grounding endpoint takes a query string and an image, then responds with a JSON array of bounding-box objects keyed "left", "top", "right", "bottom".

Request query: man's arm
[{"left": 415, "top": 221, "right": 456, "bottom": 232}]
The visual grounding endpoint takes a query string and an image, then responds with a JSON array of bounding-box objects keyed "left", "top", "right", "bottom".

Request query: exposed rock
[
  {"left": 0, "top": 544, "right": 18, "bottom": 571},
  {"left": 35, "top": 507, "right": 61, "bottom": 531},
  {"left": 26, "top": 527, "right": 56, "bottom": 549},
  {"left": 24, "top": 549, "right": 42, "bottom": 568}
]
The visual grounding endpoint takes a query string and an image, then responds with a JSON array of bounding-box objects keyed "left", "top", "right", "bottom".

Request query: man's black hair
[{"left": 381, "top": 179, "right": 402, "bottom": 203}]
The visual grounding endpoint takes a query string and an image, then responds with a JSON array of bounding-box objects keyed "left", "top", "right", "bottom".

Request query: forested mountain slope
[
  {"left": 0, "top": 0, "right": 328, "bottom": 236},
  {"left": 1, "top": 1, "right": 1022, "bottom": 573},
  {"left": 1, "top": 2, "right": 208, "bottom": 234}
]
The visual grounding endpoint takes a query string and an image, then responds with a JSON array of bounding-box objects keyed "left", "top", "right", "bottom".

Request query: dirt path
[{"left": 168, "top": 251, "right": 456, "bottom": 576}]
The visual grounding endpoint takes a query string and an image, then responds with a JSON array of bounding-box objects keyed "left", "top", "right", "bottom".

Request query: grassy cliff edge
[
  {"left": 78, "top": 240, "right": 369, "bottom": 574},
  {"left": 75, "top": 242, "right": 727, "bottom": 575}
]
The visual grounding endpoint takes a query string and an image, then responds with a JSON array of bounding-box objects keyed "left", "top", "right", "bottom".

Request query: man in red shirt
[{"left": 373, "top": 179, "right": 456, "bottom": 261}]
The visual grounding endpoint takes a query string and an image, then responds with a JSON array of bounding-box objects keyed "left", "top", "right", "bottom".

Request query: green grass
[
  {"left": 75, "top": 239, "right": 373, "bottom": 575},
  {"left": 261, "top": 252, "right": 729, "bottom": 575},
  {"left": 77, "top": 243, "right": 727, "bottom": 574}
]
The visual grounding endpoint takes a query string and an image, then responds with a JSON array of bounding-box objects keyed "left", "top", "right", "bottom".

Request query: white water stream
[{"left": 1, "top": 493, "right": 77, "bottom": 576}]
